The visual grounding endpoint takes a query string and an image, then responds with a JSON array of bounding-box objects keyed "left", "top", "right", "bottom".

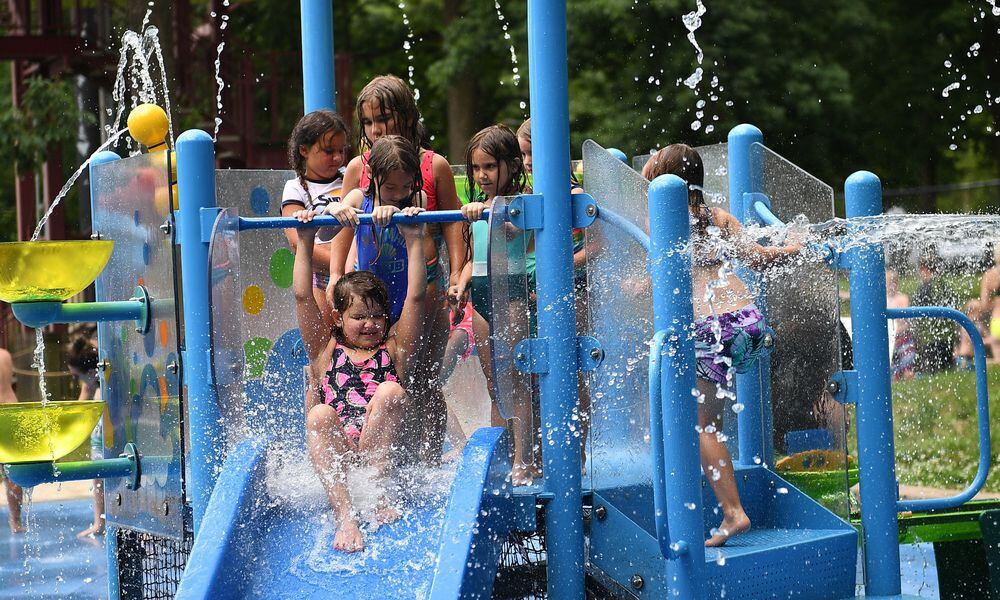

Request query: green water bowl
[
  {"left": 0, "top": 240, "right": 114, "bottom": 303},
  {"left": 779, "top": 467, "right": 860, "bottom": 499}
]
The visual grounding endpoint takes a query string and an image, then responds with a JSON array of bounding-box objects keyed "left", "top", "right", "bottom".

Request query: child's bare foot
[
  {"left": 705, "top": 512, "right": 750, "bottom": 547},
  {"left": 76, "top": 522, "right": 105, "bottom": 539},
  {"left": 511, "top": 462, "right": 541, "bottom": 486},
  {"left": 333, "top": 518, "right": 365, "bottom": 553},
  {"left": 8, "top": 519, "right": 26, "bottom": 534}
]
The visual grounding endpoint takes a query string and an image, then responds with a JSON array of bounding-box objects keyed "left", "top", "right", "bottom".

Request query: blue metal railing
[
  {"left": 889, "top": 306, "right": 991, "bottom": 512},
  {"left": 237, "top": 209, "right": 488, "bottom": 231},
  {"left": 593, "top": 206, "right": 650, "bottom": 252}
]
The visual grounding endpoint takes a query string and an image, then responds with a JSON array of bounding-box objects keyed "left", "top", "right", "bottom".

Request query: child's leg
[
  {"left": 5, "top": 478, "right": 25, "bottom": 534},
  {"left": 306, "top": 404, "right": 364, "bottom": 552},
  {"left": 439, "top": 328, "right": 470, "bottom": 385},
  {"left": 77, "top": 478, "right": 105, "bottom": 538},
  {"left": 358, "top": 381, "right": 411, "bottom": 525},
  {"left": 697, "top": 378, "right": 750, "bottom": 547},
  {"left": 469, "top": 309, "right": 504, "bottom": 426}
]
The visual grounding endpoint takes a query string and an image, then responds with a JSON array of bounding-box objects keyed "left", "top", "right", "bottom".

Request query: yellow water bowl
[
  {"left": 0, "top": 240, "right": 114, "bottom": 303},
  {"left": 127, "top": 104, "right": 169, "bottom": 150},
  {"left": 0, "top": 401, "right": 105, "bottom": 464}
]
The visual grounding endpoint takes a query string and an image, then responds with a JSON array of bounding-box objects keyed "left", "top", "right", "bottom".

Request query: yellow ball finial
[{"left": 127, "top": 104, "right": 170, "bottom": 150}]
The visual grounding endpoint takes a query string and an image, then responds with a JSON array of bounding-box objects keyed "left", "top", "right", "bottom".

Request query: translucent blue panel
[
  {"left": 749, "top": 143, "right": 848, "bottom": 518},
  {"left": 632, "top": 142, "right": 728, "bottom": 210},
  {"left": 487, "top": 196, "right": 534, "bottom": 450},
  {"left": 208, "top": 207, "right": 245, "bottom": 441},
  {"left": 90, "top": 152, "right": 184, "bottom": 538},
  {"left": 581, "top": 140, "right": 654, "bottom": 522},
  {"left": 213, "top": 170, "right": 307, "bottom": 450}
]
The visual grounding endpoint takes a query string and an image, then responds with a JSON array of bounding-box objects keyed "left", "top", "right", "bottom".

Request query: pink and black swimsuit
[{"left": 320, "top": 343, "right": 399, "bottom": 440}]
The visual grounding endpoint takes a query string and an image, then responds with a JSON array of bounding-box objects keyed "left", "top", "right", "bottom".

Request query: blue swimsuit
[{"left": 355, "top": 195, "right": 407, "bottom": 323}]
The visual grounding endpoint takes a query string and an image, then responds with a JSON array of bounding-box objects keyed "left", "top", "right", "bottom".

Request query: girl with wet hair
[
  {"left": 281, "top": 109, "right": 350, "bottom": 327},
  {"left": 644, "top": 143, "right": 801, "bottom": 547},
  {"left": 328, "top": 75, "right": 466, "bottom": 463}
]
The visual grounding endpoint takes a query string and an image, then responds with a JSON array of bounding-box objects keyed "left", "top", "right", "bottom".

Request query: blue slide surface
[{"left": 176, "top": 427, "right": 512, "bottom": 600}]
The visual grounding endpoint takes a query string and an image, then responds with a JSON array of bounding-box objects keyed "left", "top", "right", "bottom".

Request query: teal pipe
[
  {"left": 5, "top": 456, "right": 136, "bottom": 489},
  {"left": 12, "top": 299, "right": 147, "bottom": 330}
]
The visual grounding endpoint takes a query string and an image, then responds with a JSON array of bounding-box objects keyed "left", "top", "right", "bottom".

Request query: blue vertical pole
[
  {"left": 727, "top": 124, "right": 773, "bottom": 466},
  {"left": 526, "top": 1, "right": 584, "bottom": 597},
  {"left": 649, "top": 174, "right": 705, "bottom": 598},
  {"left": 175, "top": 129, "right": 222, "bottom": 533},
  {"left": 300, "top": 0, "right": 336, "bottom": 112},
  {"left": 845, "top": 171, "right": 900, "bottom": 596}
]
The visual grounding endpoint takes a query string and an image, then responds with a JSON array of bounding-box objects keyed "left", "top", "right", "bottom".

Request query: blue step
[{"left": 589, "top": 465, "right": 857, "bottom": 599}]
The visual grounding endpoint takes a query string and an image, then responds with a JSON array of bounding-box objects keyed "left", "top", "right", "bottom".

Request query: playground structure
[{"left": 0, "top": 1, "right": 996, "bottom": 599}]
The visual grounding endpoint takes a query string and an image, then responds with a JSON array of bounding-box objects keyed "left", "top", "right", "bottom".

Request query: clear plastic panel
[
  {"left": 91, "top": 152, "right": 184, "bottom": 537},
  {"left": 213, "top": 170, "right": 308, "bottom": 450},
  {"left": 582, "top": 139, "right": 655, "bottom": 530},
  {"left": 208, "top": 207, "right": 245, "bottom": 444},
  {"left": 486, "top": 196, "right": 537, "bottom": 466},
  {"left": 749, "top": 142, "right": 849, "bottom": 518}
]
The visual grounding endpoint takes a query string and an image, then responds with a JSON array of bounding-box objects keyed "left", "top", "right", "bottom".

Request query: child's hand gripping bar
[{"left": 237, "top": 209, "right": 490, "bottom": 231}]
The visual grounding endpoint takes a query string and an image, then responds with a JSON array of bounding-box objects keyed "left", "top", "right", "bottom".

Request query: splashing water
[
  {"left": 681, "top": 0, "right": 706, "bottom": 90},
  {"left": 493, "top": 1, "right": 522, "bottom": 91},
  {"left": 31, "top": 128, "right": 129, "bottom": 241},
  {"left": 940, "top": 4, "right": 1000, "bottom": 149},
  {"left": 32, "top": 329, "right": 49, "bottom": 404},
  {"left": 397, "top": 1, "right": 421, "bottom": 102}
]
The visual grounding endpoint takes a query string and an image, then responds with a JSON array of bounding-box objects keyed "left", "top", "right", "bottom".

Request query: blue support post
[
  {"left": 844, "top": 171, "right": 900, "bottom": 596},
  {"left": 526, "top": 1, "right": 584, "bottom": 597},
  {"left": 176, "top": 129, "right": 222, "bottom": 533},
  {"left": 727, "top": 124, "right": 773, "bottom": 466},
  {"left": 300, "top": 0, "right": 336, "bottom": 112},
  {"left": 648, "top": 174, "right": 706, "bottom": 598}
]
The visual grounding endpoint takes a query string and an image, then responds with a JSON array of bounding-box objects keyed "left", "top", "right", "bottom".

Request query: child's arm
[
  {"left": 433, "top": 154, "right": 469, "bottom": 291},
  {"left": 720, "top": 208, "right": 801, "bottom": 268},
  {"left": 293, "top": 215, "right": 335, "bottom": 362},
  {"left": 389, "top": 208, "right": 429, "bottom": 376},
  {"left": 282, "top": 203, "right": 333, "bottom": 272}
]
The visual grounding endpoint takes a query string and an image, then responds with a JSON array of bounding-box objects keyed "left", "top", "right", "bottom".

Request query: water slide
[{"left": 174, "top": 426, "right": 513, "bottom": 600}]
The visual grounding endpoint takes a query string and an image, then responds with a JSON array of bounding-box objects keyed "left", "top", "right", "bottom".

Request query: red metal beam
[{"left": 0, "top": 35, "right": 82, "bottom": 60}]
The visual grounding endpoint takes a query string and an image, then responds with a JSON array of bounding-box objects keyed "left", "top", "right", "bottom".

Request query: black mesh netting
[
  {"left": 116, "top": 528, "right": 194, "bottom": 600},
  {"left": 493, "top": 530, "right": 549, "bottom": 599}
]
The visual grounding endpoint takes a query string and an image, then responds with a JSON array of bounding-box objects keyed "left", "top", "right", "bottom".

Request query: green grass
[{"left": 885, "top": 364, "right": 1000, "bottom": 492}]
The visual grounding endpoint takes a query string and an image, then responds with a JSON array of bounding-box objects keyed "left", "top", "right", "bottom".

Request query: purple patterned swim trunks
[{"left": 693, "top": 304, "right": 766, "bottom": 386}]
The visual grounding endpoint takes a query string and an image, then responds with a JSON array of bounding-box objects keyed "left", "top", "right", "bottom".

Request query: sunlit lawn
[{"left": 888, "top": 364, "right": 1000, "bottom": 492}]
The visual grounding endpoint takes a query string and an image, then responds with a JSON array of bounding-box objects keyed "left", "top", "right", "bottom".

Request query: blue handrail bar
[
  {"left": 648, "top": 329, "right": 687, "bottom": 561},
  {"left": 889, "top": 306, "right": 991, "bottom": 512},
  {"left": 752, "top": 200, "right": 784, "bottom": 227},
  {"left": 594, "top": 206, "right": 651, "bottom": 252},
  {"left": 237, "top": 209, "right": 488, "bottom": 231}
]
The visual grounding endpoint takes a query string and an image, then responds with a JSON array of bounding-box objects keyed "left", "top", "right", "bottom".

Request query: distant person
[
  {"left": 911, "top": 255, "right": 958, "bottom": 373},
  {"left": 959, "top": 245, "right": 1000, "bottom": 363},
  {"left": 0, "top": 348, "right": 25, "bottom": 534},
  {"left": 886, "top": 270, "right": 916, "bottom": 381},
  {"left": 67, "top": 336, "right": 105, "bottom": 538}
]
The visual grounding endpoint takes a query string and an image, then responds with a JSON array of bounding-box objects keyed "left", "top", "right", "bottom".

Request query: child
[
  {"left": 329, "top": 75, "right": 466, "bottom": 460},
  {"left": 282, "top": 110, "right": 350, "bottom": 327},
  {"left": 644, "top": 144, "right": 801, "bottom": 547},
  {"left": 293, "top": 201, "right": 427, "bottom": 554},
  {"left": 0, "top": 348, "right": 24, "bottom": 534},
  {"left": 456, "top": 124, "right": 537, "bottom": 485},
  {"left": 66, "top": 335, "right": 105, "bottom": 538}
]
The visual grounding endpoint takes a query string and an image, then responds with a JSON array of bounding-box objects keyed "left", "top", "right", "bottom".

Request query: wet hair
[
  {"left": 516, "top": 118, "right": 531, "bottom": 143},
  {"left": 330, "top": 271, "right": 391, "bottom": 346},
  {"left": 464, "top": 124, "right": 528, "bottom": 262},
  {"left": 66, "top": 336, "right": 99, "bottom": 373},
  {"left": 356, "top": 75, "right": 424, "bottom": 152},
  {"left": 287, "top": 110, "right": 349, "bottom": 204},
  {"left": 364, "top": 135, "right": 424, "bottom": 209},
  {"left": 464, "top": 124, "right": 527, "bottom": 203},
  {"left": 644, "top": 144, "right": 708, "bottom": 232}
]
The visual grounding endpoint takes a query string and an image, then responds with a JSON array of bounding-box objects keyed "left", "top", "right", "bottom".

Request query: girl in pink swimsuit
[{"left": 293, "top": 196, "right": 428, "bottom": 554}]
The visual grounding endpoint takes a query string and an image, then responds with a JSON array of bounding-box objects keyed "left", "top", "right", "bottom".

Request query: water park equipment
[{"left": 1, "top": 1, "right": 994, "bottom": 599}]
